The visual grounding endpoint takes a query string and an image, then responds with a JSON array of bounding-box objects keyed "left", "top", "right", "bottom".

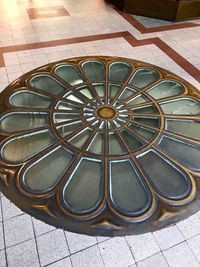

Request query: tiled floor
[{"left": 0, "top": 0, "right": 200, "bottom": 266}]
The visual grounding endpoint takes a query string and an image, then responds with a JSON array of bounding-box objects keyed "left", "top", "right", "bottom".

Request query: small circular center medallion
[{"left": 97, "top": 106, "right": 116, "bottom": 119}]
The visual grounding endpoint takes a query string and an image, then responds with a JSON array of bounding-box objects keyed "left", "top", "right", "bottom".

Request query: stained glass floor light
[{"left": 0, "top": 56, "right": 200, "bottom": 236}]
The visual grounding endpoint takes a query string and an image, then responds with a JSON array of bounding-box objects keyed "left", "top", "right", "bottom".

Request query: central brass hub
[{"left": 97, "top": 106, "right": 116, "bottom": 119}]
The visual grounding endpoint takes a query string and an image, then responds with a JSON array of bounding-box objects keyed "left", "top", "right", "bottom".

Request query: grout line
[
  {"left": 31, "top": 217, "right": 42, "bottom": 267},
  {"left": 0, "top": 198, "right": 8, "bottom": 267}
]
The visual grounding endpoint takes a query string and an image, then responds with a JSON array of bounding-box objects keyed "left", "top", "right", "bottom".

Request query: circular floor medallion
[{"left": 0, "top": 56, "right": 200, "bottom": 236}]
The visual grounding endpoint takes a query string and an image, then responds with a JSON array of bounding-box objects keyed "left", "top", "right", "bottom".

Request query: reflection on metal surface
[{"left": 0, "top": 56, "right": 200, "bottom": 236}]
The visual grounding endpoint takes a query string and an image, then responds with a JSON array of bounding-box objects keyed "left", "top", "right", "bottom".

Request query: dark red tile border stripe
[
  {"left": 27, "top": 6, "right": 70, "bottom": 19},
  {"left": 0, "top": 31, "right": 199, "bottom": 83},
  {"left": 116, "top": 9, "right": 199, "bottom": 33}
]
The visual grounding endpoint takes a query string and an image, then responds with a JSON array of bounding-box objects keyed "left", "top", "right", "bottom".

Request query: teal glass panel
[
  {"left": 160, "top": 98, "right": 200, "bottom": 115},
  {"left": 109, "top": 62, "right": 132, "bottom": 83},
  {"left": 110, "top": 160, "right": 150, "bottom": 214},
  {"left": 82, "top": 61, "right": 106, "bottom": 81},
  {"left": 120, "top": 130, "right": 144, "bottom": 151},
  {"left": 1, "top": 130, "right": 55, "bottom": 163},
  {"left": 138, "top": 150, "right": 191, "bottom": 199},
  {"left": 128, "top": 124, "right": 156, "bottom": 141},
  {"left": 55, "top": 65, "right": 84, "bottom": 85},
  {"left": 69, "top": 128, "right": 91, "bottom": 148},
  {"left": 166, "top": 119, "right": 200, "bottom": 140},
  {"left": 109, "top": 133, "right": 126, "bottom": 155},
  {"left": 30, "top": 75, "right": 65, "bottom": 95},
  {"left": 57, "top": 122, "right": 82, "bottom": 137},
  {"left": 158, "top": 135, "right": 200, "bottom": 171},
  {"left": 63, "top": 158, "right": 102, "bottom": 213},
  {"left": 134, "top": 117, "right": 160, "bottom": 128},
  {"left": 108, "top": 83, "right": 121, "bottom": 98},
  {"left": 129, "top": 69, "right": 159, "bottom": 89},
  {"left": 0, "top": 112, "right": 47, "bottom": 132},
  {"left": 119, "top": 87, "right": 136, "bottom": 100},
  {"left": 23, "top": 146, "right": 73, "bottom": 192},
  {"left": 87, "top": 133, "right": 103, "bottom": 154},
  {"left": 9, "top": 91, "right": 52, "bottom": 108},
  {"left": 93, "top": 83, "right": 105, "bottom": 97},
  {"left": 147, "top": 80, "right": 184, "bottom": 100},
  {"left": 54, "top": 113, "right": 80, "bottom": 123}
]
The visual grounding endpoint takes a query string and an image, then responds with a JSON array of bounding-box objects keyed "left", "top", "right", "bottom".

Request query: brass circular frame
[{"left": 0, "top": 56, "right": 199, "bottom": 236}]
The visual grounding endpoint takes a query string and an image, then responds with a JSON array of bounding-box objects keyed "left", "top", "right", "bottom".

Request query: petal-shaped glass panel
[
  {"left": 57, "top": 122, "right": 82, "bottom": 137},
  {"left": 63, "top": 158, "right": 102, "bottom": 213},
  {"left": 109, "top": 160, "right": 151, "bottom": 214},
  {"left": 109, "top": 62, "right": 132, "bottom": 83},
  {"left": 147, "top": 80, "right": 184, "bottom": 100},
  {"left": 158, "top": 135, "right": 200, "bottom": 171},
  {"left": 55, "top": 65, "right": 84, "bottom": 85},
  {"left": 128, "top": 124, "right": 157, "bottom": 141},
  {"left": 137, "top": 150, "right": 191, "bottom": 199},
  {"left": 109, "top": 83, "right": 121, "bottom": 98},
  {"left": 93, "top": 83, "right": 105, "bottom": 97},
  {"left": 54, "top": 113, "right": 80, "bottom": 123},
  {"left": 82, "top": 61, "right": 106, "bottom": 81},
  {"left": 22, "top": 146, "right": 73, "bottom": 192},
  {"left": 129, "top": 69, "right": 159, "bottom": 89},
  {"left": 55, "top": 101, "right": 80, "bottom": 111},
  {"left": 9, "top": 91, "right": 52, "bottom": 108},
  {"left": 30, "top": 75, "right": 65, "bottom": 95},
  {"left": 0, "top": 112, "right": 48, "bottom": 132},
  {"left": 87, "top": 133, "right": 103, "bottom": 155},
  {"left": 69, "top": 128, "right": 91, "bottom": 148},
  {"left": 119, "top": 87, "right": 136, "bottom": 100},
  {"left": 160, "top": 98, "right": 200, "bottom": 115},
  {"left": 165, "top": 119, "right": 200, "bottom": 140},
  {"left": 120, "top": 130, "right": 144, "bottom": 151},
  {"left": 134, "top": 117, "right": 160, "bottom": 128},
  {"left": 1, "top": 130, "right": 55, "bottom": 162},
  {"left": 127, "top": 95, "right": 149, "bottom": 106},
  {"left": 109, "top": 133, "right": 126, "bottom": 155}
]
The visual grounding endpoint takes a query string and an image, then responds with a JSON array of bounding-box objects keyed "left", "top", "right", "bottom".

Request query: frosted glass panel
[
  {"left": 64, "top": 158, "right": 102, "bottom": 212},
  {"left": 0, "top": 112, "right": 47, "bottom": 132},
  {"left": 55, "top": 65, "right": 84, "bottom": 85},
  {"left": 158, "top": 135, "right": 200, "bottom": 171},
  {"left": 23, "top": 146, "right": 73, "bottom": 192},
  {"left": 160, "top": 98, "right": 200, "bottom": 115},
  {"left": 54, "top": 113, "right": 80, "bottom": 123},
  {"left": 128, "top": 124, "right": 156, "bottom": 141},
  {"left": 30, "top": 75, "right": 65, "bottom": 95},
  {"left": 109, "top": 62, "right": 132, "bottom": 82},
  {"left": 166, "top": 119, "right": 200, "bottom": 139},
  {"left": 119, "top": 87, "right": 136, "bottom": 100},
  {"left": 134, "top": 117, "right": 160, "bottom": 128},
  {"left": 93, "top": 83, "right": 105, "bottom": 97},
  {"left": 129, "top": 69, "right": 159, "bottom": 89},
  {"left": 88, "top": 133, "right": 103, "bottom": 154},
  {"left": 9, "top": 91, "right": 52, "bottom": 108},
  {"left": 69, "top": 129, "right": 91, "bottom": 148},
  {"left": 120, "top": 130, "right": 144, "bottom": 151},
  {"left": 138, "top": 150, "right": 191, "bottom": 199},
  {"left": 109, "top": 84, "right": 121, "bottom": 98},
  {"left": 82, "top": 61, "right": 106, "bottom": 81},
  {"left": 110, "top": 160, "right": 150, "bottom": 213},
  {"left": 133, "top": 105, "right": 158, "bottom": 114},
  {"left": 147, "top": 80, "right": 184, "bottom": 99},
  {"left": 109, "top": 133, "right": 126, "bottom": 155},
  {"left": 2, "top": 130, "right": 55, "bottom": 162},
  {"left": 57, "top": 122, "right": 82, "bottom": 137},
  {"left": 56, "top": 101, "right": 79, "bottom": 111},
  {"left": 127, "top": 95, "right": 149, "bottom": 106},
  {"left": 66, "top": 94, "right": 84, "bottom": 104}
]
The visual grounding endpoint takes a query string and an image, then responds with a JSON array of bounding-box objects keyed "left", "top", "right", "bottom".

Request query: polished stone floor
[{"left": 0, "top": 0, "right": 200, "bottom": 266}]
